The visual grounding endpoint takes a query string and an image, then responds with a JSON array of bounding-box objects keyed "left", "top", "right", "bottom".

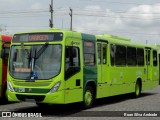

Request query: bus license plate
[
  {"left": 25, "top": 99, "right": 35, "bottom": 103},
  {"left": 18, "top": 88, "right": 25, "bottom": 93}
]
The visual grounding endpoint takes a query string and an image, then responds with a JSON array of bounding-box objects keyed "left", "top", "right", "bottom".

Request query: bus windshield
[{"left": 9, "top": 44, "right": 62, "bottom": 80}]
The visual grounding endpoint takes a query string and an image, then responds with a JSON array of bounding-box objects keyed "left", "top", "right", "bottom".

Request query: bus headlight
[
  {"left": 7, "top": 81, "right": 15, "bottom": 92},
  {"left": 49, "top": 82, "right": 61, "bottom": 93}
]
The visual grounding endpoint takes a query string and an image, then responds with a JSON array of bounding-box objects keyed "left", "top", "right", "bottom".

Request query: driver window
[{"left": 65, "top": 46, "right": 80, "bottom": 79}]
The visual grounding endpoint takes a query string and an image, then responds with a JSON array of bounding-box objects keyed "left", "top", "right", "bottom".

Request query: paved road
[{"left": 0, "top": 86, "right": 160, "bottom": 120}]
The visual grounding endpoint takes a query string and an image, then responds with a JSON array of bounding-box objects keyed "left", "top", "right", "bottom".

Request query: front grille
[
  {"left": 13, "top": 81, "right": 51, "bottom": 87},
  {"left": 16, "top": 94, "right": 45, "bottom": 102}
]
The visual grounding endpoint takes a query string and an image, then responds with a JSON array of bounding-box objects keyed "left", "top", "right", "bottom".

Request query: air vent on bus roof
[{"left": 103, "top": 34, "right": 131, "bottom": 42}]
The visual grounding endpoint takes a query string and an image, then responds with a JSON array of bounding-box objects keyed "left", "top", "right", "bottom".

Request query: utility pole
[
  {"left": 69, "top": 8, "right": 73, "bottom": 30},
  {"left": 49, "top": 0, "right": 53, "bottom": 28}
]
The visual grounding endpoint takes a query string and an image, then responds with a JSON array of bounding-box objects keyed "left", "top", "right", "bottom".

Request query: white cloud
[
  {"left": 1, "top": 0, "right": 160, "bottom": 44},
  {"left": 0, "top": 0, "right": 50, "bottom": 34},
  {"left": 124, "top": 5, "right": 153, "bottom": 27},
  {"left": 73, "top": 3, "right": 160, "bottom": 44},
  {"left": 74, "top": 5, "right": 118, "bottom": 34}
]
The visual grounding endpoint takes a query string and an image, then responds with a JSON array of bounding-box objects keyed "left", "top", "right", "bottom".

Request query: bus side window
[
  {"left": 137, "top": 48, "right": 144, "bottom": 66},
  {"left": 65, "top": 46, "right": 80, "bottom": 80},
  {"left": 97, "top": 43, "right": 101, "bottom": 64},
  {"left": 127, "top": 47, "right": 137, "bottom": 66},
  {"left": 153, "top": 50, "right": 157, "bottom": 66},
  {"left": 110, "top": 44, "right": 115, "bottom": 66},
  {"left": 115, "top": 45, "right": 126, "bottom": 66},
  {"left": 103, "top": 44, "right": 107, "bottom": 64},
  {"left": 146, "top": 50, "right": 150, "bottom": 65}
]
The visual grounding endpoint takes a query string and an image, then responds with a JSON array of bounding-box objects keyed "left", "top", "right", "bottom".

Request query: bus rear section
[
  {"left": 96, "top": 34, "right": 159, "bottom": 99},
  {"left": 0, "top": 35, "right": 12, "bottom": 101}
]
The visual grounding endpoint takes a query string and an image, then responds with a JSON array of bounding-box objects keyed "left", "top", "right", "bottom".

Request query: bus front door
[{"left": 64, "top": 41, "right": 83, "bottom": 104}]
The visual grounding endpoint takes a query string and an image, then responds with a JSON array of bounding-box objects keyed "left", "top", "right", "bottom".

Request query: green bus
[{"left": 7, "top": 29, "right": 159, "bottom": 108}]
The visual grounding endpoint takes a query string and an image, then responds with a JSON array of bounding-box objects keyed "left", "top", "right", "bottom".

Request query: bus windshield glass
[{"left": 9, "top": 44, "right": 62, "bottom": 80}]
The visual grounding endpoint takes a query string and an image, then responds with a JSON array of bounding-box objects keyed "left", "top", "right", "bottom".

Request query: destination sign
[
  {"left": 29, "top": 35, "right": 49, "bottom": 41},
  {"left": 13, "top": 32, "right": 63, "bottom": 42}
]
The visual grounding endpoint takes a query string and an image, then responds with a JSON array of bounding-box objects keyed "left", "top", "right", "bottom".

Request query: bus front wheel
[{"left": 82, "top": 86, "right": 94, "bottom": 109}]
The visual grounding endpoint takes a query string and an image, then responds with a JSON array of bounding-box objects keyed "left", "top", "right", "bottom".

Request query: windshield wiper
[
  {"left": 34, "top": 42, "right": 49, "bottom": 59},
  {"left": 28, "top": 42, "right": 49, "bottom": 60},
  {"left": 27, "top": 42, "right": 49, "bottom": 81}
]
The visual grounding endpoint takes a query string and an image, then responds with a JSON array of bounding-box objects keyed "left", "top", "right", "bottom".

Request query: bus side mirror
[{"left": 66, "top": 47, "right": 77, "bottom": 58}]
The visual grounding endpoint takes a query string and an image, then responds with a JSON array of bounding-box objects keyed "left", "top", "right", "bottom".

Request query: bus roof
[
  {"left": 96, "top": 34, "right": 131, "bottom": 42},
  {"left": 13, "top": 28, "right": 96, "bottom": 42},
  {"left": 13, "top": 29, "right": 158, "bottom": 50},
  {"left": 103, "top": 34, "right": 131, "bottom": 42},
  {"left": 96, "top": 34, "right": 158, "bottom": 49}
]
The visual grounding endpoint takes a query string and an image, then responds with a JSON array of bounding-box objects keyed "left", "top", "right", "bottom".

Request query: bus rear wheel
[
  {"left": 82, "top": 86, "right": 94, "bottom": 109},
  {"left": 134, "top": 81, "right": 141, "bottom": 98}
]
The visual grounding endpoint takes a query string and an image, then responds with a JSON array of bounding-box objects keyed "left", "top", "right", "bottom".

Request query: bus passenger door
[
  {"left": 64, "top": 41, "right": 83, "bottom": 104},
  {"left": 97, "top": 42, "right": 109, "bottom": 98},
  {"left": 97, "top": 42, "right": 102, "bottom": 98},
  {"left": 152, "top": 50, "right": 159, "bottom": 86},
  {"left": 145, "top": 49, "right": 152, "bottom": 81}
]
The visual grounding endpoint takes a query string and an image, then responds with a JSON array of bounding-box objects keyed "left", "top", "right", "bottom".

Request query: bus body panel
[
  {"left": 7, "top": 71, "right": 66, "bottom": 104},
  {"left": 82, "top": 33, "right": 97, "bottom": 94},
  {"left": 64, "top": 33, "right": 83, "bottom": 104}
]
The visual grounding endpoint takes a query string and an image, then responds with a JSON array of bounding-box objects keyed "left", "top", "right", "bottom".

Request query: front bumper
[{"left": 7, "top": 89, "right": 65, "bottom": 104}]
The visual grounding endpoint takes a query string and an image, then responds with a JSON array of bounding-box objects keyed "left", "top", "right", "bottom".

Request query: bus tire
[
  {"left": 134, "top": 81, "right": 141, "bottom": 98},
  {"left": 82, "top": 86, "right": 94, "bottom": 109},
  {"left": 2, "top": 86, "right": 8, "bottom": 103}
]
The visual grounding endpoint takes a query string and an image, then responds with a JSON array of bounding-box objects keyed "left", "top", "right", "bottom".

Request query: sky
[{"left": 1, "top": 0, "right": 160, "bottom": 45}]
